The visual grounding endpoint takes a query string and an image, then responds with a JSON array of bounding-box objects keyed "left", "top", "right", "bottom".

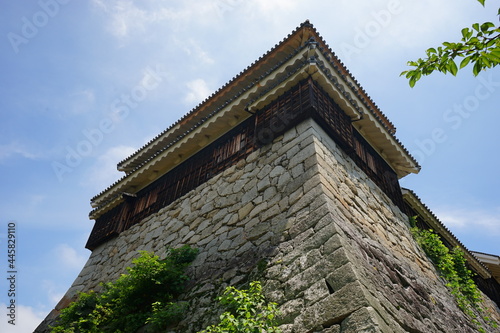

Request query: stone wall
[{"left": 38, "top": 119, "right": 500, "bottom": 332}]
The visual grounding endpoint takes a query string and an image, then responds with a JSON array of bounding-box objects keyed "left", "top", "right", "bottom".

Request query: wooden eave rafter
[
  {"left": 90, "top": 21, "right": 420, "bottom": 219},
  {"left": 304, "top": 52, "right": 419, "bottom": 178},
  {"left": 402, "top": 188, "right": 492, "bottom": 280},
  {"left": 470, "top": 252, "right": 500, "bottom": 284},
  {"left": 90, "top": 45, "right": 313, "bottom": 213}
]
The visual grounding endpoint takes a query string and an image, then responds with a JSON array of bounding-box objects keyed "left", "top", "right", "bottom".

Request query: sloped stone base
[{"left": 36, "top": 119, "right": 500, "bottom": 332}]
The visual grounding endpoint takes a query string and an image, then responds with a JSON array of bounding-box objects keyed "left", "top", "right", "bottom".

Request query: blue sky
[{"left": 0, "top": 0, "right": 499, "bottom": 331}]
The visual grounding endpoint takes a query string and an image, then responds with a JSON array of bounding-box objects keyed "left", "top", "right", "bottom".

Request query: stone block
[
  {"left": 257, "top": 164, "right": 273, "bottom": 180},
  {"left": 291, "top": 162, "right": 305, "bottom": 179},
  {"left": 238, "top": 202, "right": 254, "bottom": 220},
  {"left": 249, "top": 201, "right": 268, "bottom": 218},
  {"left": 284, "top": 260, "right": 334, "bottom": 299},
  {"left": 304, "top": 279, "right": 331, "bottom": 306},
  {"left": 227, "top": 227, "right": 243, "bottom": 239},
  {"left": 235, "top": 241, "right": 254, "bottom": 256},
  {"left": 325, "top": 262, "right": 359, "bottom": 292},
  {"left": 289, "top": 143, "right": 316, "bottom": 169},
  {"left": 294, "top": 281, "right": 370, "bottom": 332},
  {"left": 218, "top": 238, "right": 232, "bottom": 252},
  {"left": 241, "top": 185, "right": 258, "bottom": 203},
  {"left": 254, "top": 231, "right": 274, "bottom": 246},
  {"left": 277, "top": 171, "right": 292, "bottom": 192},
  {"left": 280, "top": 297, "right": 305, "bottom": 325},
  {"left": 257, "top": 176, "right": 271, "bottom": 192},
  {"left": 263, "top": 185, "right": 278, "bottom": 201},
  {"left": 270, "top": 165, "right": 286, "bottom": 178},
  {"left": 230, "top": 231, "right": 245, "bottom": 249},
  {"left": 246, "top": 221, "right": 270, "bottom": 241},
  {"left": 232, "top": 179, "right": 246, "bottom": 193},
  {"left": 261, "top": 203, "right": 281, "bottom": 222}
]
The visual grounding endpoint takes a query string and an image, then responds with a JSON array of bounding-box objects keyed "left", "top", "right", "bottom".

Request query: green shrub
[
  {"left": 410, "top": 227, "right": 480, "bottom": 308},
  {"left": 199, "top": 281, "right": 281, "bottom": 333},
  {"left": 410, "top": 219, "right": 498, "bottom": 332},
  {"left": 51, "top": 245, "right": 198, "bottom": 333}
]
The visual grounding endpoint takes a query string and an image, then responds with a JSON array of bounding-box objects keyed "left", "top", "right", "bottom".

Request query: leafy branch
[
  {"left": 199, "top": 281, "right": 281, "bottom": 333},
  {"left": 402, "top": 0, "right": 500, "bottom": 87},
  {"left": 409, "top": 218, "right": 498, "bottom": 332},
  {"left": 51, "top": 245, "right": 198, "bottom": 333}
]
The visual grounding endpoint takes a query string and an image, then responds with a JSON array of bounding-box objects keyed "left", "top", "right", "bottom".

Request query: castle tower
[{"left": 36, "top": 21, "right": 500, "bottom": 332}]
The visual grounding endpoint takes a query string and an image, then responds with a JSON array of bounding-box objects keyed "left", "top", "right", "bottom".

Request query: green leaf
[
  {"left": 472, "top": 23, "right": 480, "bottom": 32},
  {"left": 485, "top": 52, "right": 500, "bottom": 63},
  {"left": 473, "top": 61, "right": 482, "bottom": 76},
  {"left": 491, "top": 49, "right": 500, "bottom": 58},
  {"left": 476, "top": 0, "right": 485, "bottom": 6},
  {"left": 459, "top": 56, "right": 471, "bottom": 68},
  {"left": 409, "top": 76, "right": 417, "bottom": 88},
  {"left": 448, "top": 60, "right": 458, "bottom": 76},
  {"left": 482, "top": 54, "right": 491, "bottom": 67},
  {"left": 481, "top": 22, "right": 495, "bottom": 33},
  {"left": 461, "top": 28, "right": 467, "bottom": 39}
]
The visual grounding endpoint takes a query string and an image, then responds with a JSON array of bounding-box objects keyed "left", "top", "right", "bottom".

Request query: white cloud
[
  {"left": 0, "top": 303, "right": 45, "bottom": 333},
  {"left": 174, "top": 38, "right": 215, "bottom": 65},
  {"left": 41, "top": 280, "right": 66, "bottom": 305},
  {"left": 54, "top": 244, "right": 88, "bottom": 271},
  {"left": 84, "top": 145, "right": 137, "bottom": 190},
  {"left": 91, "top": 0, "right": 187, "bottom": 39},
  {"left": 434, "top": 206, "right": 500, "bottom": 236},
  {"left": 184, "top": 79, "right": 213, "bottom": 105},
  {"left": 0, "top": 142, "right": 41, "bottom": 162},
  {"left": 69, "top": 89, "right": 96, "bottom": 114}
]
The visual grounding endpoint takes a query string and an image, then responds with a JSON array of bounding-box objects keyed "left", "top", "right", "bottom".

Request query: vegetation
[
  {"left": 409, "top": 216, "right": 497, "bottom": 332},
  {"left": 51, "top": 245, "right": 198, "bottom": 333},
  {"left": 402, "top": 0, "right": 500, "bottom": 87},
  {"left": 198, "top": 281, "right": 281, "bottom": 333}
]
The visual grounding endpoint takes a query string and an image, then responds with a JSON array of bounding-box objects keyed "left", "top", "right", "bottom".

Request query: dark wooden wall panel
[{"left": 86, "top": 78, "right": 404, "bottom": 250}]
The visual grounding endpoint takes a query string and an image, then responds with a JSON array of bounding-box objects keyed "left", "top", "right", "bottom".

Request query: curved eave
[
  {"left": 89, "top": 195, "right": 124, "bottom": 220},
  {"left": 91, "top": 20, "right": 419, "bottom": 217},
  {"left": 91, "top": 47, "right": 313, "bottom": 211},
  {"left": 471, "top": 251, "right": 500, "bottom": 284},
  {"left": 91, "top": 59, "right": 417, "bottom": 218},
  {"left": 307, "top": 52, "right": 419, "bottom": 178},
  {"left": 116, "top": 22, "right": 315, "bottom": 173},
  {"left": 402, "top": 188, "right": 492, "bottom": 280},
  {"left": 116, "top": 20, "right": 397, "bottom": 174}
]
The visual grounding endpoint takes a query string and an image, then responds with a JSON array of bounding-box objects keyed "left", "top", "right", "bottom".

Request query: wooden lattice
[{"left": 86, "top": 78, "right": 403, "bottom": 250}]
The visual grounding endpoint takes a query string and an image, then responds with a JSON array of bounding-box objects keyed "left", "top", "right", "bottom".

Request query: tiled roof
[
  {"left": 115, "top": 20, "right": 402, "bottom": 174},
  {"left": 89, "top": 20, "right": 420, "bottom": 217},
  {"left": 402, "top": 188, "right": 492, "bottom": 280}
]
